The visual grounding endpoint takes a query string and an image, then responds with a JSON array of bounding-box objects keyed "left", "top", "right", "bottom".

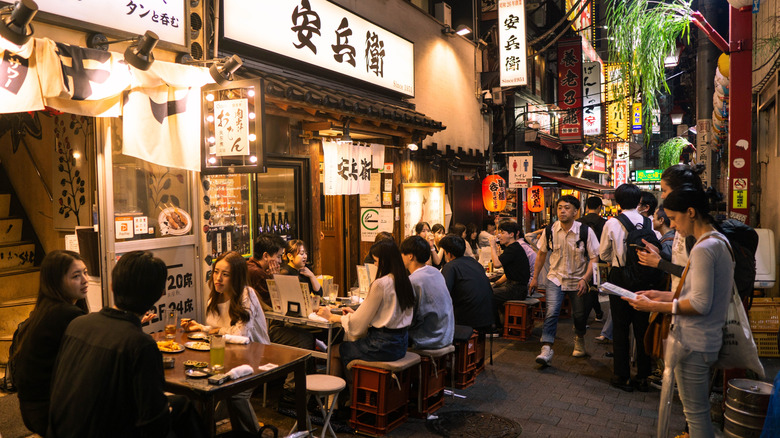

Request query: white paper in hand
[{"left": 599, "top": 282, "right": 637, "bottom": 300}]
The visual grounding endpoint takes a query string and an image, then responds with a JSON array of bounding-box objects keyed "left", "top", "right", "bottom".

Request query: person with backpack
[
  {"left": 529, "top": 195, "right": 599, "bottom": 365},
  {"left": 653, "top": 205, "right": 675, "bottom": 262},
  {"left": 579, "top": 196, "right": 607, "bottom": 322},
  {"left": 599, "top": 183, "right": 663, "bottom": 392}
]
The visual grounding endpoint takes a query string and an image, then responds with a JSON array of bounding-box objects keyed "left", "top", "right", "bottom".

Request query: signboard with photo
[{"left": 400, "top": 183, "right": 445, "bottom": 238}]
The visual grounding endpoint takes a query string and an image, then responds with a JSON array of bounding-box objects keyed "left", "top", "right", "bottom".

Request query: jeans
[
  {"left": 541, "top": 282, "right": 588, "bottom": 344},
  {"left": 675, "top": 351, "right": 718, "bottom": 438}
]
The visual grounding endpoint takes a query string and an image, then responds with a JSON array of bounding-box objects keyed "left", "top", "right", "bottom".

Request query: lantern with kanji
[
  {"left": 482, "top": 175, "right": 507, "bottom": 212},
  {"left": 527, "top": 185, "right": 544, "bottom": 213}
]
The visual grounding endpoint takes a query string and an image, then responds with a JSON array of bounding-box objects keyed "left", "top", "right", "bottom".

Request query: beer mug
[{"left": 163, "top": 308, "right": 178, "bottom": 340}]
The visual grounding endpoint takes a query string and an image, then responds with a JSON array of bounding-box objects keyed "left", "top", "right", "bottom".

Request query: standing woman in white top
[
  {"left": 624, "top": 185, "right": 733, "bottom": 438},
  {"left": 183, "top": 251, "right": 269, "bottom": 435},
  {"left": 318, "top": 240, "right": 415, "bottom": 386}
]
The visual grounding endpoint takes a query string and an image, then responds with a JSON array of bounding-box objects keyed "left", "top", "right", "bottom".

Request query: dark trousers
[
  {"left": 586, "top": 289, "right": 602, "bottom": 317},
  {"left": 609, "top": 295, "right": 652, "bottom": 380},
  {"left": 168, "top": 394, "right": 205, "bottom": 438},
  {"left": 492, "top": 281, "right": 527, "bottom": 328}
]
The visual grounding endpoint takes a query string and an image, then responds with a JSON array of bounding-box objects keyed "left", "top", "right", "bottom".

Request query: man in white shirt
[
  {"left": 599, "top": 184, "right": 661, "bottom": 392},
  {"left": 477, "top": 218, "right": 497, "bottom": 249},
  {"left": 400, "top": 236, "right": 455, "bottom": 350},
  {"left": 529, "top": 195, "right": 599, "bottom": 366}
]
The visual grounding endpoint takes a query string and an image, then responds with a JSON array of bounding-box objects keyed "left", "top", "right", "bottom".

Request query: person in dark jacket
[{"left": 439, "top": 235, "right": 495, "bottom": 331}]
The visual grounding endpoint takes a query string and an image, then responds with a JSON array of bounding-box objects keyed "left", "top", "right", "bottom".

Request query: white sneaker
[
  {"left": 536, "top": 345, "right": 553, "bottom": 366},
  {"left": 573, "top": 336, "right": 587, "bottom": 357}
]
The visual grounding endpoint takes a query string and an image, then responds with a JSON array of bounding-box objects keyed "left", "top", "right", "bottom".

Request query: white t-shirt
[
  {"left": 206, "top": 286, "right": 270, "bottom": 344},
  {"left": 341, "top": 274, "right": 413, "bottom": 340}
]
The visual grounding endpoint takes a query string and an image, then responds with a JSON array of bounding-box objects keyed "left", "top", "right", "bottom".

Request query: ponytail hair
[{"left": 663, "top": 184, "right": 715, "bottom": 224}]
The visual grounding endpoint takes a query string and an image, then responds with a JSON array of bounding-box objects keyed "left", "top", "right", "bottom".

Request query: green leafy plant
[
  {"left": 659, "top": 136, "right": 691, "bottom": 170},
  {"left": 606, "top": 0, "right": 693, "bottom": 137}
]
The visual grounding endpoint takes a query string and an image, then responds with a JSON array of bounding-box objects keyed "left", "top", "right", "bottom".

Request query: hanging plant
[
  {"left": 659, "top": 137, "right": 691, "bottom": 170},
  {"left": 606, "top": 0, "right": 693, "bottom": 136}
]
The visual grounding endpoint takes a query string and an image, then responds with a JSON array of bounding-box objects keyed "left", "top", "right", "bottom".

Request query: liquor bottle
[
  {"left": 283, "top": 212, "right": 291, "bottom": 239},
  {"left": 270, "top": 212, "right": 278, "bottom": 234},
  {"left": 262, "top": 213, "right": 269, "bottom": 234},
  {"left": 279, "top": 212, "right": 289, "bottom": 241}
]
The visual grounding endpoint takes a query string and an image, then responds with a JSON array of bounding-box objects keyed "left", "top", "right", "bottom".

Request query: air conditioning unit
[{"left": 434, "top": 2, "right": 452, "bottom": 27}]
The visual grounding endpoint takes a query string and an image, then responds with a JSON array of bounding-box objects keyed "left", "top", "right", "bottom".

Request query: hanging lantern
[
  {"left": 482, "top": 175, "right": 507, "bottom": 212},
  {"left": 527, "top": 185, "right": 545, "bottom": 213}
]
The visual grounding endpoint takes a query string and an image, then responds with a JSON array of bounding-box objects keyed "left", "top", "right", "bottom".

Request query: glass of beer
[
  {"left": 329, "top": 284, "right": 339, "bottom": 304},
  {"left": 163, "top": 308, "right": 178, "bottom": 340},
  {"left": 210, "top": 334, "right": 225, "bottom": 372}
]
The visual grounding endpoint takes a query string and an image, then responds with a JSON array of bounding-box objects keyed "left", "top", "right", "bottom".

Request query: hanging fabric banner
[
  {"left": 322, "top": 140, "right": 341, "bottom": 195},
  {"left": 370, "top": 143, "right": 385, "bottom": 169},
  {"left": 357, "top": 144, "right": 371, "bottom": 194},
  {"left": 0, "top": 38, "right": 43, "bottom": 113}
]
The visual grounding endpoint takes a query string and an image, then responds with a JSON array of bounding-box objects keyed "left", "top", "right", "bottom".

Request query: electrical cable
[{"left": 527, "top": 0, "right": 587, "bottom": 46}]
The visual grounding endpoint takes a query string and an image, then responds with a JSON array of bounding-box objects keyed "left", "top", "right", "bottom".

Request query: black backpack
[
  {"left": 1, "top": 318, "right": 28, "bottom": 393},
  {"left": 546, "top": 221, "right": 590, "bottom": 253},
  {"left": 715, "top": 219, "right": 758, "bottom": 304},
  {"left": 608, "top": 214, "right": 663, "bottom": 292}
]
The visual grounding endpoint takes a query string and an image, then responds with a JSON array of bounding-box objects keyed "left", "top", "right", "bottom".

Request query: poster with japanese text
[
  {"left": 214, "top": 99, "right": 250, "bottom": 156},
  {"left": 498, "top": 0, "right": 527, "bottom": 87},
  {"left": 582, "top": 61, "right": 602, "bottom": 136},
  {"left": 557, "top": 39, "right": 583, "bottom": 143},
  {"left": 400, "top": 183, "right": 445, "bottom": 238}
]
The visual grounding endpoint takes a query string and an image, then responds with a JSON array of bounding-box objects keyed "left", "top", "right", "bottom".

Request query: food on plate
[
  {"left": 185, "top": 341, "right": 210, "bottom": 351},
  {"left": 156, "top": 340, "right": 183, "bottom": 352},
  {"left": 183, "top": 360, "right": 209, "bottom": 368}
]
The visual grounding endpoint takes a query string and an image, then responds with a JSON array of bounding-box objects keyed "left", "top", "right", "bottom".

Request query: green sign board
[{"left": 635, "top": 169, "right": 662, "bottom": 182}]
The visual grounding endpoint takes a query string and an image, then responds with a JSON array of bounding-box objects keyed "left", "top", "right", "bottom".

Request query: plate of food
[
  {"left": 184, "top": 369, "right": 210, "bottom": 379},
  {"left": 183, "top": 360, "right": 209, "bottom": 369},
  {"left": 184, "top": 341, "right": 211, "bottom": 351},
  {"left": 157, "top": 340, "right": 185, "bottom": 353},
  {"left": 188, "top": 332, "right": 209, "bottom": 340},
  {"left": 159, "top": 206, "right": 192, "bottom": 236}
]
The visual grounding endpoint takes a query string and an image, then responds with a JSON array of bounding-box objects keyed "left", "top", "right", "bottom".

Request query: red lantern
[
  {"left": 482, "top": 175, "right": 507, "bottom": 212},
  {"left": 527, "top": 185, "right": 545, "bottom": 213}
]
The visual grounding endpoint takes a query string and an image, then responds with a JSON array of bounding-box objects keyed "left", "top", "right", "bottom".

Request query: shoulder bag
[{"left": 644, "top": 259, "right": 691, "bottom": 360}]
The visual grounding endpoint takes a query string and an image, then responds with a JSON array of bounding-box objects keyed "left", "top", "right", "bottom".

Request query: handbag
[{"left": 644, "top": 259, "right": 691, "bottom": 359}]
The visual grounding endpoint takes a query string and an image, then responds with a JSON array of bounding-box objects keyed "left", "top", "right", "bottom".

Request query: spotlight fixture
[
  {"left": 407, "top": 142, "right": 418, "bottom": 151},
  {"left": 0, "top": 0, "right": 38, "bottom": 46},
  {"left": 442, "top": 24, "right": 472, "bottom": 37},
  {"left": 447, "top": 156, "right": 461, "bottom": 171},
  {"left": 124, "top": 30, "right": 159, "bottom": 71},
  {"left": 430, "top": 153, "right": 443, "bottom": 170},
  {"left": 338, "top": 119, "right": 353, "bottom": 145},
  {"left": 209, "top": 54, "right": 243, "bottom": 86}
]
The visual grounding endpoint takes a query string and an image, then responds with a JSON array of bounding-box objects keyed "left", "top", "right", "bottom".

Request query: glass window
[
  {"left": 110, "top": 119, "right": 193, "bottom": 241},
  {"left": 256, "top": 167, "right": 297, "bottom": 240},
  {"left": 203, "top": 174, "right": 252, "bottom": 258}
]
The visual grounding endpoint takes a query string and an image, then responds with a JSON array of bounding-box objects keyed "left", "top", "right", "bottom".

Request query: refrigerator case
[{"left": 254, "top": 159, "right": 311, "bottom": 250}]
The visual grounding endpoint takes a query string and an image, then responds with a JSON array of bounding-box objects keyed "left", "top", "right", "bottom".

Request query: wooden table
[
  {"left": 264, "top": 311, "right": 343, "bottom": 374},
  {"left": 154, "top": 332, "right": 310, "bottom": 437}
]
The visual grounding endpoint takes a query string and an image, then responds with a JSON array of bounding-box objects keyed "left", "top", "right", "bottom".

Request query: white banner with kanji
[{"left": 323, "top": 141, "right": 372, "bottom": 195}]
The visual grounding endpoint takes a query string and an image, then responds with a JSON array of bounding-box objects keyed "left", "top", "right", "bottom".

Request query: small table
[
  {"left": 154, "top": 332, "right": 310, "bottom": 437},
  {"left": 264, "top": 311, "right": 343, "bottom": 374}
]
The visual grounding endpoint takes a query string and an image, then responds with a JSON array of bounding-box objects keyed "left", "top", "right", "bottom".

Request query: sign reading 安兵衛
[
  {"left": 222, "top": 0, "right": 414, "bottom": 97},
  {"left": 498, "top": 0, "right": 528, "bottom": 87},
  {"left": 22, "top": 0, "right": 187, "bottom": 48}
]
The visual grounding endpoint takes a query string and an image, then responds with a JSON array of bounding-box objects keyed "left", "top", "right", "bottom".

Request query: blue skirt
[{"left": 340, "top": 327, "right": 408, "bottom": 380}]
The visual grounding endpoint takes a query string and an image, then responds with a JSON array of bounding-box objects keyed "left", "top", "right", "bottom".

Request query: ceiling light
[
  {"left": 442, "top": 24, "right": 472, "bottom": 37},
  {"left": 407, "top": 142, "right": 418, "bottom": 151},
  {"left": 0, "top": 0, "right": 38, "bottom": 46}
]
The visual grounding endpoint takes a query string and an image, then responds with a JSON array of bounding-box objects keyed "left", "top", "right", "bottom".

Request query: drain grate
[{"left": 426, "top": 410, "right": 522, "bottom": 437}]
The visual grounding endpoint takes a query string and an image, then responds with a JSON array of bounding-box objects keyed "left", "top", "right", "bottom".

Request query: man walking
[{"left": 529, "top": 195, "right": 599, "bottom": 365}]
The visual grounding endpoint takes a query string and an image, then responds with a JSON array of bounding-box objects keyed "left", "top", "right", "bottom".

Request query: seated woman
[
  {"left": 318, "top": 240, "right": 415, "bottom": 386},
  {"left": 183, "top": 251, "right": 269, "bottom": 435},
  {"left": 280, "top": 239, "right": 322, "bottom": 296},
  {"left": 14, "top": 250, "right": 90, "bottom": 435}
]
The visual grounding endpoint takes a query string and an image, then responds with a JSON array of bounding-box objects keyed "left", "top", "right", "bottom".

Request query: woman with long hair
[
  {"left": 183, "top": 251, "right": 269, "bottom": 435},
  {"left": 624, "top": 185, "right": 733, "bottom": 437},
  {"left": 280, "top": 239, "right": 322, "bottom": 296},
  {"left": 318, "top": 240, "right": 415, "bottom": 385},
  {"left": 465, "top": 223, "right": 480, "bottom": 258},
  {"left": 15, "top": 250, "right": 89, "bottom": 434}
]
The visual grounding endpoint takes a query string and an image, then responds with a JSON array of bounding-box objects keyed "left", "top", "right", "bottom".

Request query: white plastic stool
[{"left": 305, "top": 374, "right": 346, "bottom": 438}]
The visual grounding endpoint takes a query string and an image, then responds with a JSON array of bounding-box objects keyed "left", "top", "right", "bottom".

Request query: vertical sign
[
  {"left": 499, "top": 0, "right": 528, "bottom": 87},
  {"left": 613, "top": 160, "right": 628, "bottom": 188},
  {"left": 728, "top": 7, "right": 752, "bottom": 223},
  {"left": 214, "top": 99, "right": 250, "bottom": 156},
  {"left": 508, "top": 156, "right": 533, "bottom": 188},
  {"left": 605, "top": 63, "right": 629, "bottom": 140},
  {"left": 696, "top": 119, "right": 712, "bottom": 188},
  {"left": 558, "top": 39, "right": 583, "bottom": 143},
  {"left": 632, "top": 103, "right": 642, "bottom": 134},
  {"left": 582, "top": 61, "right": 602, "bottom": 136}
]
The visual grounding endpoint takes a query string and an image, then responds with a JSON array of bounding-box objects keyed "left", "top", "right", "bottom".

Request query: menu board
[
  {"left": 203, "top": 174, "right": 252, "bottom": 257},
  {"left": 400, "top": 183, "right": 445, "bottom": 238}
]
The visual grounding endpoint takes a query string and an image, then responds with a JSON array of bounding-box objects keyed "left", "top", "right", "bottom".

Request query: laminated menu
[{"left": 599, "top": 282, "right": 637, "bottom": 300}]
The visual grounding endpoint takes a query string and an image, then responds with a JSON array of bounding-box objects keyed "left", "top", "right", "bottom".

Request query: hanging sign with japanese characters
[
  {"left": 222, "top": 0, "right": 414, "bottom": 96},
  {"left": 322, "top": 140, "right": 371, "bottom": 195},
  {"left": 632, "top": 103, "right": 642, "bottom": 134},
  {"left": 581, "top": 61, "right": 602, "bottom": 136},
  {"left": 214, "top": 99, "right": 250, "bottom": 157},
  {"left": 557, "top": 39, "right": 583, "bottom": 143},
  {"left": 24, "top": 0, "right": 187, "bottom": 48},
  {"left": 613, "top": 159, "right": 628, "bottom": 188},
  {"left": 498, "top": 0, "right": 528, "bottom": 87},
  {"left": 508, "top": 156, "right": 533, "bottom": 189},
  {"left": 605, "top": 63, "right": 629, "bottom": 140}
]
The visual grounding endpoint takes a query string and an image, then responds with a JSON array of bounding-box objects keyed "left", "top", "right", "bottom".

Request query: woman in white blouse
[
  {"left": 183, "top": 251, "right": 269, "bottom": 434},
  {"left": 319, "top": 240, "right": 415, "bottom": 385}
]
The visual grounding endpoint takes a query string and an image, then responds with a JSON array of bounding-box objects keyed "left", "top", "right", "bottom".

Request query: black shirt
[
  {"left": 499, "top": 241, "right": 530, "bottom": 286},
  {"left": 47, "top": 307, "right": 170, "bottom": 438},
  {"left": 280, "top": 263, "right": 323, "bottom": 296},
  {"left": 440, "top": 256, "right": 494, "bottom": 330},
  {"left": 579, "top": 213, "right": 607, "bottom": 242}
]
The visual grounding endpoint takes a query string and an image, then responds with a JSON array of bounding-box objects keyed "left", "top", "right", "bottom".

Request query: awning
[{"left": 537, "top": 171, "right": 614, "bottom": 193}]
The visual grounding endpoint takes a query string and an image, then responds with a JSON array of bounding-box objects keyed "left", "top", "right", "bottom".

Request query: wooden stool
[
  {"left": 409, "top": 345, "right": 455, "bottom": 417},
  {"left": 449, "top": 326, "right": 478, "bottom": 389},
  {"left": 347, "top": 352, "right": 421, "bottom": 436},
  {"left": 503, "top": 298, "right": 540, "bottom": 341},
  {"left": 305, "top": 374, "right": 346, "bottom": 438}
]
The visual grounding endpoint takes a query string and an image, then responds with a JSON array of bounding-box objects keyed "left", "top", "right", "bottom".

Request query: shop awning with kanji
[{"left": 537, "top": 171, "right": 614, "bottom": 193}]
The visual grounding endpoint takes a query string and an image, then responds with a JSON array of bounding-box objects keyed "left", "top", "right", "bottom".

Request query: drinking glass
[
  {"left": 349, "top": 287, "right": 360, "bottom": 304},
  {"left": 163, "top": 308, "right": 178, "bottom": 340},
  {"left": 329, "top": 284, "right": 339, "bottom": 304},
  {"left": 210, "top": 334, "right": 225, "bottom": 372}
]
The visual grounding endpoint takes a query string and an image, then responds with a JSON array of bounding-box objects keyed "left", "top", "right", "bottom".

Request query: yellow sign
[
  {"left": 632, "top": 103, "right": 642, "bottom": 134},
  {"left": 605, "top": 64, "right": 630, "bottom": 140},
  {"left": 733, "top": 190, "right": 747, "bottom": 209}
]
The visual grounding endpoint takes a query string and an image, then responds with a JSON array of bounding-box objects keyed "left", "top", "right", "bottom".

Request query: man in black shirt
[
  {"left": 579, "top": 196, "right": 606, "bottom": 240},
  {"left": 48, "top": 251, "right": 203, "bottom": 438},
  {"left": 439, "top": 235, "right": 494, "bottom": 331},
  {"left": 488, "top": 220, "right": 530, "bottom": 327}
]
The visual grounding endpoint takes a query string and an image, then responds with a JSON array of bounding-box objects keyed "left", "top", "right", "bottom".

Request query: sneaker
[
  {"left": 594, "top": 313, "right": 604, "bottom": 322},
  {"left": 595, "top": 335, "right": 611, "bottom": 344},
  {"left": 572, "top": 337, "right": 586, "bottom": 357},
  {"left": 536, "top": 345, "right": 553, "bottom": 366}
]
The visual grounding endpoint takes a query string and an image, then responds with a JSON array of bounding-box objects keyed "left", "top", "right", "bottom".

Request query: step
[
  {"left": 0, "top": 194, "right": 10, "bottom": 217},
  {"left": 0, "top": 335, "right": 9, "bottom": 365},
  {"left": 0, "top": 241, "right": 35, "bottom": 270},
  {"left": 0, "top": 218, "right": 23, "bottom": 243},
  {"left": 0, "top": 268, "right": 39, "bottom": 303},
  {"left": 0, "top": 296, "right": 35, "bottom": 348}
]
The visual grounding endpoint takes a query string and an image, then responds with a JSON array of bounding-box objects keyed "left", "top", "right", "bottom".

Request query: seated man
[
  {"left": 439, "top": 234, "right": 495, "bottom": 332},
  {"left": 48, "top": 251, "right": 203, "bottom": 438},
  {"left": 247, "top": 233, "right": 314, "bottom": 349},
  {"left": 489, "top": 220, "right": 531, "bottom": 327},
  {"left": 400, "top": 236, "right": 455, "bottom": 350}
]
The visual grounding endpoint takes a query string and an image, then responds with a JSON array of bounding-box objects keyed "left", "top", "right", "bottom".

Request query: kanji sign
[
  {"left": 322, "top": 140, "right": 371, "bottom": 195},
  {"left": 733, "top": 190, "right": 747, "bottom": 209},
  {"left": 632, "top": 102, "right": 642, "bottom": 134},
  {"left": 527, "top": 185, "right": 544, "bottom": 213},
  {"left": 557, "top": 39, "right": 583, "bottom": 143},
  {"left": 498, "top": 0, "right": 528, "bottom": 87},
  {"left": 605, "top": 63, "right": 629, "bottom": 140},
  {"left": 613, "top": 159, "right": 628, "bottom": 188},
  {"left": 582, "top": 61, "right": 602, "bottom": 136},
  {"left": 508, "top": 156, "right": 533, "bottom": 188},
  {"left": 214, "top": 99, "right": 250, "bottom": 157}
]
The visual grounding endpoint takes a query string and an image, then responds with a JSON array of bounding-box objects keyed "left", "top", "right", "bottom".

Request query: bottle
[
  {"left": 270, "top": 212, "right": 277, "bottom": 234},
  {"left": 262, "top": 213, "right": 269, "bottom": 234},
  {"left": 283, "top": 212, "right": 291, "bottom": 239},
  {"left": 279, "top": 212, "right": 289, "bottom": 241}
]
